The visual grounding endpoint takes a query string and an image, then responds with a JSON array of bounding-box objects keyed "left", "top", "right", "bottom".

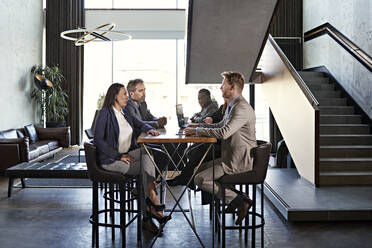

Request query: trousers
[{"left": 102, "top": 147, "right": 155, "bottom": 215}]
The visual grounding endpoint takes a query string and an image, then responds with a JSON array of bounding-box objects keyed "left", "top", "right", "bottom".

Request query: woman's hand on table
[
  {"left": 184, "top": 127, "right": 196, "bottom": 136},
  {"left": 147, "top": 129, "right": 160, "bottom": 136},
  {"left": 121, "top": 154, "right": 135, "bottom": 163}
]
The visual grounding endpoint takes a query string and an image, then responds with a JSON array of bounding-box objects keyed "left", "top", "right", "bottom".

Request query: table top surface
[{"left": 137, "top": 128, "right": 217, "bottom": 143}]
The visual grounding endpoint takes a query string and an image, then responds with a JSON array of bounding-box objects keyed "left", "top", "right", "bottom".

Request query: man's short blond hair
[{"left": 221, "top": 71, "right": 245, "bottom": 90}]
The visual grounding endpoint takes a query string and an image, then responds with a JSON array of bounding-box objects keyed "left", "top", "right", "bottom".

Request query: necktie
[{"left": 227, "top": 106, "right": 232, "bottom": 114}]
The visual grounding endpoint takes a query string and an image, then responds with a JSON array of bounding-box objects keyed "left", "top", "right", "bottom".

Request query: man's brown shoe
[
  {"left": 235, "top": 198, "right": 253, "bottom": 225},
  {"left": 142, "top": 218, "right": 162, "bottom": 235}
]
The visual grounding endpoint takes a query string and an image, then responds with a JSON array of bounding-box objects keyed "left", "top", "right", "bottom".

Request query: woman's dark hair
[{"left": 102, "top": 83, "right": 125, "bottom": 109}]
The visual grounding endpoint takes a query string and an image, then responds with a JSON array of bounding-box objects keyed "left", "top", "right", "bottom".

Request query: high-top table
[{"left": 137, "top": 128, "right": 216, "bottom": 247}]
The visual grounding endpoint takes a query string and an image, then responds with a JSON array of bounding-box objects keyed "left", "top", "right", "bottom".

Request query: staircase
[{"left": 298, "top": 71, "right": 372, "bottom": 185}]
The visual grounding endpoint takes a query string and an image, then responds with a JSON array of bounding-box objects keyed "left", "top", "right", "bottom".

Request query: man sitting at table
[
  {"left": 126, "top": 78, "right": 184, "bottom": 172},
  {"left": 190, "top": 89, "right": 219, "bottom": 123},
  {"left": 126, "top": 78, "right": 167, "bottom": 128},
  {"left": 185, "top": 71, "right": 257, "bottom": 225},
  {"left": 167, "top": 100, "right": 227, "bottom": 188}
]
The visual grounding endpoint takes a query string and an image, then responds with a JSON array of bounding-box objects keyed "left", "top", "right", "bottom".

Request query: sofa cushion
[
  {"left": 0, "top": 129, "right": 18, "bottom": 139},
  {"left": 35, "top": 140, "right": 59, "bottom": 151},
  {"left": 16, "top": 130, "right": 24, "bottom": 138},
  {"left": 28, "top": 149, "right": 39, "bottom": 161},
  {"left": 24, "top": 124, "right": 39, "bottom": 143},
  {"left": 30, "top": 142, "right": 49, "bottom": 156}
]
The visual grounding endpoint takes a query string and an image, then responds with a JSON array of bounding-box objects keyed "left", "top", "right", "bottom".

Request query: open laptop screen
[{"left": 176, "top": 104, "right": 187, "bottom": 128}]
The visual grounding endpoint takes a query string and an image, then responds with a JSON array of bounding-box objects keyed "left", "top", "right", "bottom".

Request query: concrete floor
[{"left": 0, "top": 149, "right": 371, "bottom": 248}]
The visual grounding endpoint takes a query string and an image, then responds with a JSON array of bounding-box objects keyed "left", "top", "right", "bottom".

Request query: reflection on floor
[{"left": 0, "top": 149, "right": 371, "bottom": 247}]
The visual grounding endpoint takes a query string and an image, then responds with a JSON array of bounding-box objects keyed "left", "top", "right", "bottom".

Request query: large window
[
  {"left": 83, "top": 42, "right": 112, "bottom": 131},
  {"left": 83, "top": 7, "right": 269, "bottom": 142},
  {"left": 85, "top": 0, "right": 187, "bottom": 9},
  {"left": 113, "top": 39, "right": 178, "bottom": 125}
]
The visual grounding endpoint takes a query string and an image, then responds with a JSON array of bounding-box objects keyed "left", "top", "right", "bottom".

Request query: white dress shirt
[{"left": 113, "top": 106, "right": 133, "bottom": 153}]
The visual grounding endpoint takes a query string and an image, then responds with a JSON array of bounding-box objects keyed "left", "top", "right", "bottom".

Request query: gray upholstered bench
[{"left": 4, "top": 160, "right": 88, "bottom": 197}]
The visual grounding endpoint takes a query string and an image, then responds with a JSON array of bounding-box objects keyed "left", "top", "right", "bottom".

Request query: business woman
[{"left": 94, "top": 83, "right": 170, "bottom": 235}]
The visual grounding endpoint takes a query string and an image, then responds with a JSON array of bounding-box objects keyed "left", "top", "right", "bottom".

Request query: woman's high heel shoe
[{"left": 146, "top": 197, "right": 171, "bottom": 224}]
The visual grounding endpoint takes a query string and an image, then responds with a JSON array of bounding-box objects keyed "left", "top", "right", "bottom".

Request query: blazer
[
  {"left": 94, "top": 106, "right": 153, "bottom": 165},
  {"left": 125, "top": 98, "right": 159, "bottom": 128},
  {"left": 198, "top": 95, "right": 257, "bottom": 174}
]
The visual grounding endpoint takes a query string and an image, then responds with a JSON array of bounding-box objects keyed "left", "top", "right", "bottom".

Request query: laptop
[{"left": 176, "top": 104, "right": 188, "bottom": 129}]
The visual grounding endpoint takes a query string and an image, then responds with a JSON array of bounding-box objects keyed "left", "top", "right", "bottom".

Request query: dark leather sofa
[{"left": 0, "top": 124, "right": 70, "bottom": 171}]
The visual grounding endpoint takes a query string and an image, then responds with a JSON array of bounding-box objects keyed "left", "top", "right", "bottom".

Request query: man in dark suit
[
  {"left": 125, "top": 78, "right": 183, "bottom": 172},
  {"left": 126, "top": 78, "right": 167, "bottom": 128}
]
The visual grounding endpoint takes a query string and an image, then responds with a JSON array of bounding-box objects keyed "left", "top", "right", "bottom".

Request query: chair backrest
[
  {"left": 251, "top": 140, "right": 272, "bottom": 182},
  {"left": 220, "top": 140, "right": 272, "bottom": 185},
  {"left": 85, "top": 110, "right": 99, "bottom": 140},
  {"left": 84, "top": 142, "right": 127, "bottom": 184}
]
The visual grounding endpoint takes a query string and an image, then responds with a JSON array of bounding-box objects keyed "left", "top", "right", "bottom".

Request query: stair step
[
  {"left": 307, "top": 83, "right": 334, "bottom": 91},
  {"left": 320, "top": 134, "right": 372, "bottom": 145},
  {"left": 319, "top": 171, "right": 372, "bottom": 185},
  {"left": 319, "top": 106, "right": 354, "bottom": 115},
  {"left": 313, "top": 90, "right": 341, "bottom": 98},
  {"left": 318, "top": 98, "right": 347, "bottom": 106},
  {"left": 302, "top": 77, "right": 330, "bottom": 84},
  {"left": 320, "top": 145, "right": 372, "bottom": 158},
  {"left": 320, "top": 158, "right": 372, "bottom": 171},
  {"left": 298, "top": 71, "right": 324, "bottom": 78},
  {"left": 320, "top": 115, "right": 361, "bottom": 124},
  {"left": 320, "top": 124, "right": 369, "bottom": 134}
]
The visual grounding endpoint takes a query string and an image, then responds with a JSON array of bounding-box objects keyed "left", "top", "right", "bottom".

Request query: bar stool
[
  {"left": 217, "top": 140, "right": 271, "bottom": 248},
  {"left": 84, "top": 142, "right": 141, "bottom": 248}
]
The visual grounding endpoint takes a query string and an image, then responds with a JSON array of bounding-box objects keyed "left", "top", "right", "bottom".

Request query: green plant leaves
[{"left": 30, "top": 65, "right": 69, "bottom": 122}]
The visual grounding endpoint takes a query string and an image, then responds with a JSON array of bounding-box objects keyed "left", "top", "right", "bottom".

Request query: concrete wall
[
  {"left": 303, "top": 0, "right": 372, "bottom": 119},
  {"left": 0, "top": 0, "right": 43, "bottom": 130}
]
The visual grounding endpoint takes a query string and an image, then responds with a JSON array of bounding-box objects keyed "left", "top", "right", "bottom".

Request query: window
[
  {"left": 83, "top": 42, "right": 112, "bottom": 131},
  {"left": 113, "top": 39, "right": 177, "bottom": 125},
  {"left": 85, "top": 0, "right": 187, "bottom": 9},
  {"left": 83, "top": 7, "right": 269, "bottom": 142}
]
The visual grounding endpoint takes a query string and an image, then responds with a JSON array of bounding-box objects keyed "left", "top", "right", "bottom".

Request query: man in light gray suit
[
  {"left": 126, "top": 79, "right": 167, "bottom": 128},
  {"left": 184, "top": 71, "right": 257, "bottom": 225}
]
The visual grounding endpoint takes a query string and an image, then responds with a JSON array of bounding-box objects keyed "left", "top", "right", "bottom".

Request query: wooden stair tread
[
  {"left": 320, "top": 124, "right": 368, "bottom": 126},
  {"left": 320, "top": 134, "right": 372, "bottom": 137},
  {"left": 320, "top": 171, "right": 372, "bottom": 176},
  {"left": 320, "top": 145, "right": 372, "bottom": 148},
  {"left": 320, "top": 158, "right": 372, "bottom": 162}
]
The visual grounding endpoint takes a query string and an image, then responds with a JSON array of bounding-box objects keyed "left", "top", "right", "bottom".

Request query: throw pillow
[{"left": 24, "top": 124, "right": 39, "bottom": 143}]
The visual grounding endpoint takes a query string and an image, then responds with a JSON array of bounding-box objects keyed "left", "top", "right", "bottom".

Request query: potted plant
[
  {"left": 97, "top": 92, "right": 105, "bottom": 109},
  {"left": 31, "top": 65, "right": 69, "bottom": 127}
]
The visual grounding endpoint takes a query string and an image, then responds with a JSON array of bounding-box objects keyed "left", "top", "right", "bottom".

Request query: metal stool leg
[
  {"left": 92, "top": 181, "right": 99, "bottom": 248},
  {"left": 104, "top": 183, "right": 108, "bottom": 224},
  {"left": 261, "top": 183, "right": 264, "bottom": 248},
  {"left": 120, "top": 184, "right": 126, "bottom": 248},
  {"left": 245, "top": 184, "right": 249, "bottom": 243},
  {"left": 252, "top": 184, "right": 256, "bottom": 248},
  {"left": 137, "top": 176, "right": 142, "bottom": 242},
  {"left": 222, "top": 185, "right": 226, "bottom": 248},
  {"left": 109, "top": 184, "right": 115, "bottom": 241}
]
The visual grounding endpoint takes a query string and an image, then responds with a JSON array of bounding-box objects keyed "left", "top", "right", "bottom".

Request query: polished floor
[{"left": 0, "top": 150, "right": 371, "bottom": 248}]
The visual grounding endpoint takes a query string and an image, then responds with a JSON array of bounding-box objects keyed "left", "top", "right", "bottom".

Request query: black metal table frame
[{"left": 141, "top": 142, "right": 215, "bottom": 248}]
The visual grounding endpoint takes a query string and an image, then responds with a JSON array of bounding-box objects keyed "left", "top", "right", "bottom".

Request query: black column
[{"left": 46, "top": 0, "right": 84, "bottom": 145}]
